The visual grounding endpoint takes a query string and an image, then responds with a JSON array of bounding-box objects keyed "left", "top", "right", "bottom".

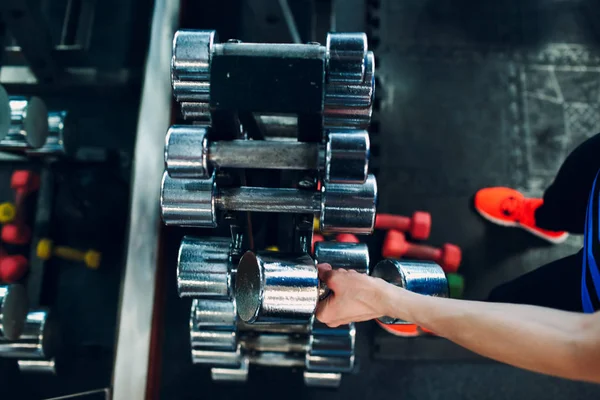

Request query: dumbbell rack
[{"left": 160, "top": 30, "right": 377, "bottom": 387}]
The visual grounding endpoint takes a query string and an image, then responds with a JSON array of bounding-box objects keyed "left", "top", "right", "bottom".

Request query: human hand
[{"left": 315, "top": 264, "right": 393, "bottom": 327}]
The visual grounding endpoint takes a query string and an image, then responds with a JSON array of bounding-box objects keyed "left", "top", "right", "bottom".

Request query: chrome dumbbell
[
  {"left": 0, "top": 96, "right": 49, "bottom": 150},
  {"left": 27, "top": 111, "right": 74, "bottom": 157},
  {"left": 371, "top": 259, "right": 448, "bottom": 325},
  {"left": 171, "top": 31, "right": 374, "bottom": 129},
  {"left": 165, "top": 125, "right": 370, "bottom": 184},
  {"left": 0, "top": 308, "right": 56, "bottom": 360},
  {"left": 234, "top": 242, "right": 370, "bottom": 325},
  {"left": 161, "top": 172, "right": 377, "bottom": 234},
  {"left": 0, "top": 284, "right": 29, "bottom": 340}
]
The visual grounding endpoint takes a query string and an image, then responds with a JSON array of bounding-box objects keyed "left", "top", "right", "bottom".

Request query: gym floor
[{"left": 160, "top": 0, "right": 600, "bottom": 399}]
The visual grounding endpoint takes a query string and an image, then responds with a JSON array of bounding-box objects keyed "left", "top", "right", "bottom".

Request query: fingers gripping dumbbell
[
  {"left": 382, "top": 230, "right": 462, "bottom": 273},
  {"left": 234, "top": 242, "right": 369, "bottom": 325},
  {"left": 161, "top": 172, "right": 377, "bottom": 234},
  {"left": 371, "top": 259, "right": 448, "bottom": 325},
  {"left": 165, "top": 126, "right": 370, "bottom": 184}
]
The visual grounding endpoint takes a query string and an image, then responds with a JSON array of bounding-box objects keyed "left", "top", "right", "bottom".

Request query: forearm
[{"left": 383, "top": 286, "right": 600, "bottom": 383}]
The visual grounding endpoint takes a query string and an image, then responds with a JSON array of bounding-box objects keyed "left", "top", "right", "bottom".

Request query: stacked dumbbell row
[
  {"left": 0, "top": 86, "right": 70, "bottom": 155},
  {"left": 177, "top": 236, "right": 367, "bottom": 385},
  {"left": 166, "top": 30, "right": 376, "bottom": 386},
  {"left": 0, "top": 285, "right": 57, "bottom": 373}
]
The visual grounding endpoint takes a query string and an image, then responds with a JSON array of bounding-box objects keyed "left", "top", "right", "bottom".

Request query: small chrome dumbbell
[
  {"left": 165, "top": 125, "right": 369, "bottom": 184},
  {"left": 371, "top": 259, "right": 448, "bottom": 325},
  {"left": 0, "top": 96, "right": 49, "bottom": 150},
  {"left": 161, "top": 172, "right": 377, "bottom": 234},
  {"left": 171, "top": 31, "right": 374, "bottom": 129}
]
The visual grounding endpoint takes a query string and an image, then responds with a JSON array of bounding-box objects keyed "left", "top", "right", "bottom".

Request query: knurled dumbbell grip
[
  {"left": 209, "top": 140, "right": 321, "bottom": 171},
  {"left": 216, "top": 187, "right": 321, "bottom": 214}
]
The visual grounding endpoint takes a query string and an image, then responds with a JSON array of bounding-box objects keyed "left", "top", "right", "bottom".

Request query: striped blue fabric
[{"left": 582, "top": 170, "right": 600, "bottom": 313}]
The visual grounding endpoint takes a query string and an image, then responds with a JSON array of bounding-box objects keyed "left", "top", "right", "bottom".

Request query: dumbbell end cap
[
  {"left": 441, "top": 244, "right": 462, "bottom": 273},
  {"left": 0, "top": 85, "right": 10, "bottom": 141},
  {"left": 381, "top": 230, "right": 406, "bottom": 259},
  {"left": 0, "top": 284, "right": 29, "bottom": 340},
  {"left": 410, "top": 211, "right": 431, "bottom": 241}
]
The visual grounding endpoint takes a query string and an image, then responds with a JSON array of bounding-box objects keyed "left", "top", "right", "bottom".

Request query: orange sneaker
[{"left": 474, "top": 187, "right": 568, "bottom": 244}]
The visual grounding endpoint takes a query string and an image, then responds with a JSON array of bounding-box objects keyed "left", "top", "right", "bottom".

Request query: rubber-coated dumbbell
[
  {"left": 0, "top": 254, "right": 29, "bottom": 283},
  {"left": 166, "top": 126, "right": 370, "bottom": 184},
  {"left": 2, "top": 224, "right": 31, "bottom": 245},
  {"left": 0, "top": 96, "right": 49, "bottom": 150},
  {"left": 161, "top": 172, "right": 377, "bottom": 234},
  {"left": 11, "top": 170, "right": 40, "bottom": 216},
  {"left": 0, "top": 202, "right": 16, "bottom": 224},
  {"left": 375, "top": 212, "right": 431, "bottom": 241},
  {"left": 336, "top": 233, "right": 359, "bottom": 243},
  {"left": 382, "top": 230, "right": 461, "bottom": 273},
  {"left": 36, "top": 239, "right": 101, "bottom": 269}
]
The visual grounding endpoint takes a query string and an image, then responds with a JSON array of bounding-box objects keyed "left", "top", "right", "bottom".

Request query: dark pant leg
[
  {"left": 487, "top": 251, "right": 583, "bottom": 312},
  {"left": 535, "top": 133, "right": 600, "bottom": 234}
]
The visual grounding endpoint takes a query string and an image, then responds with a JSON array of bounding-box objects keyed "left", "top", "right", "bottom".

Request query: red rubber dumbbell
[
  {"left": 0, "top": 254, "right": 29, "bottom": 283},
  {"left": 1, "top": 224, "right": 31, "bottom": 245},
  {"left": 375, "top": 212, "right": 432, "bottom": 241},
  {"left": 336, "top": 233, "right": 360, "bottom": 243},
  {"left": 382, "top": 230, "right": 462, "bottom": 273},
  {"left": 11, "top": 170, "right": 40, "bottom": 206},
  {"left": 312, "top": 233, "right": 325, "bottom": 253}
]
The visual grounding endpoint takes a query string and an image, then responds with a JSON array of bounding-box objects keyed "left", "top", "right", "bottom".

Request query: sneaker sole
[{"left": 476, "top": 207, "right": 569, "bottom": 244}]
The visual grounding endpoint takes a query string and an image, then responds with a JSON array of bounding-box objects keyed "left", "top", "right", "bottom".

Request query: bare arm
[{"left": 316, "top": 266, "right": 600, "bottom": 384}]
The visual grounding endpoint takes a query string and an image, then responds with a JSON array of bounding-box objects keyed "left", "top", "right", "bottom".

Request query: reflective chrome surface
[
  {"left": 371, "top": 259, "right": 448, "bottom": 324},
  {"left": 326, "top": 130, "right": 370, "bottom": 183},
  {"left": 211, "top": 357, "right": 249, "bottom": 382},
  {"left": 165, "top": 125, "right": 211, "bottom": 178},
  {"left": 235, "top": 251, "right": 319, "bottom": 324},
  {"left": 0, "top": 284, "right": 28, "bottom": 340},
  {"left": 303, "top": 371, "right": 342, "bottom": 388},
  {"left": 177, "top": 236, "right": 231, "bottom": 298},
  {"left": 0, "top": 309, "right": 55, "bottom": 359},
  {"left": 193, "top": 298, "right": 237, "bottom": 328},
  {"left": 216, "top": 187, "right": 320, "bottom": 214},
  {"left": 240, "top": 333, "right": 307, "bottom": 353},
  {"left": 1, "top": 96, "right": 49, "bottom": 149},
  {"left": 17, "top": 358, "right": 57, "bottom": 374},
  {"left": 208, "top": 140, "right": 320, "bottom": 171},
  {"left": 324, "top": 33, "right": 374, "bottom": 129},
  {"left": 27, "top": 111, "right": 71, "bottom": 156},
  {"left": 314, "top": 242, "right": 370, "bottom": 274},
  {"left": 306, "top": 321, "right": 355, "bottom": 373},
  {"left": 160, "top": 172, "right": 216, "bottom": 227},
  {"left": 320, "top": 174, "right": 377, "bottom": 234},
  {"left": 191, "top": 346, "right": 242, "bottom": 367},
  {"left": 0, "top": 85, "right": 10, "bottom": 140},
  {"left": 191, "top": 329, "right": 237, "bottom": 350},
  {"left": 171, "top": 30, "right": 216, "bottom": 120},
  {"left": 248, "top": 351, "right": 305, "bottom": 368},
  {"left": 326, "top": 33, "right": 367, "bottom": 83}
]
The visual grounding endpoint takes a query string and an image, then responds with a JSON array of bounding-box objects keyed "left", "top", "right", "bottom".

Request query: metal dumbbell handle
[
  {"left": 161, "top": 172, "right": 377, "bottom": 234},
  {"left": 165, "top": 126, "right": 369, "bottom": 184},
  {"left": 209, "top": 140, "right": 322, "bottom": 171}
]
